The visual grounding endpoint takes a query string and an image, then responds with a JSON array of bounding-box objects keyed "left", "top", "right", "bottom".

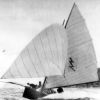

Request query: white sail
[
  {"left": 44, "top": 3, "right": 98, "bottom": 89},
  {"left": 1, "top": 3, "right": 98, "bottom": 90},
  {"left": 1, "top": 24, "right": 68, "bottom": 79}
]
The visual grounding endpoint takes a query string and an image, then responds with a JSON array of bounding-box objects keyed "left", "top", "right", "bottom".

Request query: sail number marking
[{"left": 69, "top": 57, "right": 77, "bottom": 71}]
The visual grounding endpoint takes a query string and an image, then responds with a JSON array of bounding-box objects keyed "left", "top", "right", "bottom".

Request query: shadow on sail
[{"left": 0, "top": 3, "right": 99, "bottom": 100}]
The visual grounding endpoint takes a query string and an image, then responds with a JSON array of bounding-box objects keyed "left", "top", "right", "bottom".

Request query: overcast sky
[{"left": 0, "top": 0, "right": 100, "bottom": 77}]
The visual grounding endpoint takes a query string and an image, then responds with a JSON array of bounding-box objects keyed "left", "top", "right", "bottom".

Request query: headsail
[
  {"left": 44, "top": 3, "right": 98, "bottom": 89},
  {"left": 1, "top": 24, "right": 68, "bottom": 79},
  {"left": 64, "top": 3, "right": 98, "bottom": 85}
]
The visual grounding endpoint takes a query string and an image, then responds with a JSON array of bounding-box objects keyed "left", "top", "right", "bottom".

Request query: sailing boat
[
  {"left": 0, "top": 3, "right": 98, "bottom": 99},
  {"left": 1, "top": 24, "right": 68, "bottom": 99}
]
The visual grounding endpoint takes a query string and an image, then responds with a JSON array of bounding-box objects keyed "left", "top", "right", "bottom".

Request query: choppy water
[{"left": 0, "top": 88, "right": 99, "bottom": 100}]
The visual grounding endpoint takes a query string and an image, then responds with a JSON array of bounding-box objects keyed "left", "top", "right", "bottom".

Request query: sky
[{"left": 0, "top": 0, "right": 100, "bottom": 78}]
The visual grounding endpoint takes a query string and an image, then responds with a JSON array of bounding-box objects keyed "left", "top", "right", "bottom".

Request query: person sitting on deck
[
  {"left": 27, "top": 83, "right": 38, "bottom": 89},
  {"left": 27, "top": 81, "right": 42, "bottom": 89},
  {"left": 38, "top": 81, "right": 41, "bottom": 88}
]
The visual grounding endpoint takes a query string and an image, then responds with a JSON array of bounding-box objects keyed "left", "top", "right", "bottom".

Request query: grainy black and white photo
[{"left": 0, "top": 0, "right": 100, "bottom": 100}]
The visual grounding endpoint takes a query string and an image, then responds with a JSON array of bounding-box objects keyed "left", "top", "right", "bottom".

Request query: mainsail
[
  {"left": 44, "top": 3, "right": 98, "bottom": 88},
  {"left": 1, "top": 24, "right": 68, "bottom": 79},
  {"left": 1, "top": 3, "right": 98, "bottom": 90}
]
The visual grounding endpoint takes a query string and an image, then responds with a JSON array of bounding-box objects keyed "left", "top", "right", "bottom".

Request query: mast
[
  {"left": 65, "top": 3, "right": 76, "bottom": 28},
  {"left": 62, "top": 19, "right": 65, "bottom": 26},
  {"left": 40, "top": 76, "right": 47, "bottom": 92}
]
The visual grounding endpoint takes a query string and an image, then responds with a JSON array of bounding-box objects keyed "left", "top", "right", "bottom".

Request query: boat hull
[{"left": 23, "top": 86, "right": 46, "bottom": 99}]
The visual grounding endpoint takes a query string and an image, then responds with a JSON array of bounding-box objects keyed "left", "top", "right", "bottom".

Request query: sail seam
[
  {"left": 9, "top": 68, "right": 14, "bottom": 78},
  {"left": 68, "top": 39, "right": 92, "bottom": 50},
  {"left": 26, "top": 47, "right": 39, "bottom": 77},
  {"left": 14, "top": 61, "right": 23, "bottom": 77},
  {"left": 67, "top": 31, "right": 90, "bottom": 37},
  {"left": 39, "top": 34, "right": 50, "bottom": 75},
  {"left": 46, "top": 32, "right": 53, "bottom": 58},
  {"left": 66, "top": 18, "right": 85, "bottom": 29},
  {"left": 46, "top": 32, "right": 55, "bottom": 68},
  {"left": 32, "top": 40, "right": 45, "bottom": 76},
  {"left": 20, "top": 55, "right": 31, "bottom": 77},
  {"left": 53, "top": 28, "right": 61, "bottom": 71}
]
